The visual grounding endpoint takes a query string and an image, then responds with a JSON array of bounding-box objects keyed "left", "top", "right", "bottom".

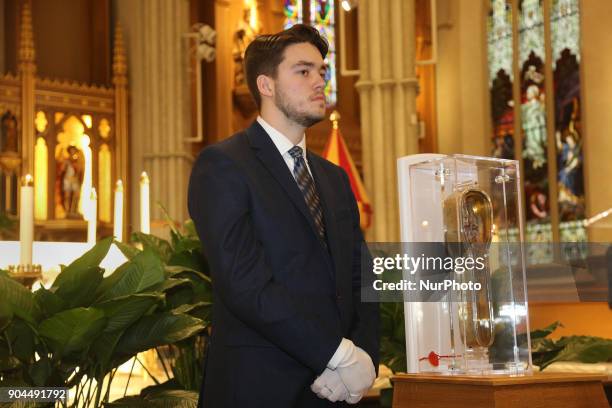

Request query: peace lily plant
[{"left": 0, "top": 220, "right": 211, "bottom": 408}]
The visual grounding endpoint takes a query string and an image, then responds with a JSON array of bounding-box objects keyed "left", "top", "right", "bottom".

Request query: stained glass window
[
  {"left": 310, "top": 0, "right": 337, "bottom": 106},
  {"left": 487, "top": 0, "right": 514, "bottom": 160},
  {"left": 487, "top": 0, "right": 585, "bottom": 245},
  {"left": 551, "top": 0, "right": 585, "bottom": 241},
  {"left": 284, "top": 0, "right": 303, "bottom": 29},
  {"left": 518, "top": 0, "right": 552, "bottom": 243},
  {"left": 284, "top": 0, "right": 337, "bottom": 107}
]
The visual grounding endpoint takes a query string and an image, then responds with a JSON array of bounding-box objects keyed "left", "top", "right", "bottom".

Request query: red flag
[{"left": 322, "top": 113, "right": 372, "bottom": 230}]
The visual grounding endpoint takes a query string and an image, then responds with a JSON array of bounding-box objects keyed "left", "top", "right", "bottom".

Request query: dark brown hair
[{"left": 244, "top": 24, "right": 328, "bottom": 109}]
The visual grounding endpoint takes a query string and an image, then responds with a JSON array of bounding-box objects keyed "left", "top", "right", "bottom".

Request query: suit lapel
[{"left": 246, "top": 122, "right": 321, "bottom": 241}]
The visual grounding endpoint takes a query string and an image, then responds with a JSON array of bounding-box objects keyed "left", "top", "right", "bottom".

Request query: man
[{"left": 188, "top": 24, "right": 379, "bottom": 407}]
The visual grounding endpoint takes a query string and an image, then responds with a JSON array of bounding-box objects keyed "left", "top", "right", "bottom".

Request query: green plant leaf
[
  {"left": 183, "top": 219, "right": 198, "bottom": 237},
  {"left": 531, "top": 321, "right": 563, "bottom": 339},
  {"left": 38, "top": 307, "right": 106, "bottom": 358},
  {"left": 94, "top": 293, "right": 163, "bottom": 333},
  {"left": 5, "top": 319, "right": 36, "bottom": 362},
  {"left": 105, "top": 389, "right": 199, "bottom": 408},
  {"left": 541, "top": 336, "right": 612, "bottom": 369},
  {"left": 172, "top": 238, "right": 201, "bottom": 254},
  {"left": 0, "top": 275, "right": 41, "bottom": 324},
  {"left": 91, "top": 330, "right": 124, "bottom": 371},
  {"left": 95, "top": 248, "right": 165, "bottom": 302},
  {"left": 114, "top": 240, "right": 142, "bottom": 260},
  {"left": 33, "top": 287, "right": 66, "bottom": 318},
  {"left": 0, "top": 332, "right": 21, "bottom": 372},
  {"left": 131, "top": 232, "right": 173, "bottom": 263},
  {"left": 379, "top": 302, "right": 406, "bottom": 373},
  {"left": 114, "top": 313, "right": 205, "bottom": 357},
  {"left": 172, "top": 346, "right": 197, "bottom": 390},
  {"left": 164, "top": 265, "right": 210, "bottom": 283},
  {"left": 139, "top": 378, "right": 181, "bottom": 396},
  {"left": 0, "top": 297, "right": 13, "bottom": 331},
  {"left": 52, "top": 237, "right": 112, "bottom": 289},
  {"left": 159, "top": 203, "right": 181, "bottom": 238},
  {"left": 28, "top": 356, "right": 51, "bottom": 386},
  {"left": 171, "top": 301, "right": 211, "bottom": 316},
  {"left": 168, "top": 252, "right": 207, "bottom": 275},
  {"left": 54, "top": 266, "right": 104, "bottom": 308},
  {"left": 165, "top": 286, "right": 195, "bottom": 310},
  {"left": 148, "top": 277, "right": 192, "bottom": 293}
]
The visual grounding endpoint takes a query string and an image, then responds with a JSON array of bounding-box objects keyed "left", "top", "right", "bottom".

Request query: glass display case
[{"left": 397, "top": 154, "right": 532, "bottom": 375}]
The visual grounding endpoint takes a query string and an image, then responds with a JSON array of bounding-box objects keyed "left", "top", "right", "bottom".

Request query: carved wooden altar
[{"left": 0, "top": 2, "right": 129, "bottom": 241}]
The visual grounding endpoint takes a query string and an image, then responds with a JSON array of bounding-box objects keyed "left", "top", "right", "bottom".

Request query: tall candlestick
[
  {"left": 87, "top": 188, "right": 97, "bottom": 244},
  {"left": 19, "top": 174, "right": 34, "bottom": 265},
  {"left": 113, "top": 180, "right": 124, "bottom": 241},
  {"left": 140, "top": 172, "right": 150, "bottom": 234}
]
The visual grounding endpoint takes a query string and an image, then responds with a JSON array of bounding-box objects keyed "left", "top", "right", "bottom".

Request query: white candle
[
  {"left": 113, "top": 180, "right": 124, "bottom": 242},
  {"left": 87, "top": 188, "right": 97, "bottom": 244},
  {"left": 19, "top": 174, "right": 34, "bottom": 265},
  {"left": 140, "top": 171, "right": 150, "bottom": 234}
]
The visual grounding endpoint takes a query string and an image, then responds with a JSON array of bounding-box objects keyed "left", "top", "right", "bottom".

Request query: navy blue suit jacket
[{"left": 188, "top": 121, "right": 379, "bottom": 407}]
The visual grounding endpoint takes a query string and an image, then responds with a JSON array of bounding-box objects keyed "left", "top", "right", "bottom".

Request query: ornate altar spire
[
  {"left": 18, "top": 0, "right": 36, "bottom": 72},
  {"left": 18, "top": 0, "right": 36, "bottom": 177},
  {"left": 112, "top": 24, "right": 127, "bottom": 86}
]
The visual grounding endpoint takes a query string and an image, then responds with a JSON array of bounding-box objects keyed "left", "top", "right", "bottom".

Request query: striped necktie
[{"left": 288, "top": 146, "right": 327, "bottom": 244}]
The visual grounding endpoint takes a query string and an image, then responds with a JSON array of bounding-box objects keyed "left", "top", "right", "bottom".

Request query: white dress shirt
[{"left": 257, "top": 116, "right": 313, "bottom": 179}]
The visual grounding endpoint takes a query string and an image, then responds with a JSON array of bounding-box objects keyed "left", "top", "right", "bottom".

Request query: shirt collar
[{"left": 257, "top": 116, "right": 307, "bottom": 158}]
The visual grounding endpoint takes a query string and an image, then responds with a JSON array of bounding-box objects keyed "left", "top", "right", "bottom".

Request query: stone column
[
  {"left": 356, "top": 0, "right": 419, "bottom": 242},
  {"left": 114, "top": 0, "right": 193, "bottom": 230}
]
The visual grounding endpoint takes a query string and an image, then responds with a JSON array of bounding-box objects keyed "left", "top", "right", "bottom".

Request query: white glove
[
  {"left": 327, "top": 338, "right": 376, "bottom": 404},
  {"left": 310, "top": 368, "right": 349, "bottom": 402}
]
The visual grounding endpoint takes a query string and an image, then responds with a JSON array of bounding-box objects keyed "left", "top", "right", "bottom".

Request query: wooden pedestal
[{"left": 392, "top": 372, "right": 609, "bottom": 408}]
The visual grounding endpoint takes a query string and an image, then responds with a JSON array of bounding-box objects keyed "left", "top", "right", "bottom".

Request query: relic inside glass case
[{"left": 397, "top": 154, "right": 532, "bottom": 375}]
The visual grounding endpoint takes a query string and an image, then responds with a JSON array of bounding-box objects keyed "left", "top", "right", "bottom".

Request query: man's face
[{"left": 271, "top": 42, "right": 327, "bottom": 128}]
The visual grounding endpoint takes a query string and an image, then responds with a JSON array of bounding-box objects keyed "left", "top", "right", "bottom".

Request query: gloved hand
[
  {"left": 327, "top": 338, "right": 376, "bottom": 404},
  {"left": 311, "top": 368, "right": 349, "bottom": 402}
]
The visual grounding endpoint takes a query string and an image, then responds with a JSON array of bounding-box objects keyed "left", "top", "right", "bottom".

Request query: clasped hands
[{"left": 310, "top": 338, "right": 376, "bottom": 404}]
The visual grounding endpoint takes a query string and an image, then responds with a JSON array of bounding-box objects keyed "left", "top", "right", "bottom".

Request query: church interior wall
[
  {"left": 435, "top": 0, "right": 488, "bottom": 157},
  {"left": 435, "top": 0, "right": 461, "bottom": 155},
  {"left": 0, "top": 0, "right": 4, "bottom": 73},
  {"left": 581, "top": 0, "right": 612, "bottom": 243},
  {"left": 530, "top": 302, "right": 612, "bottom": 339},
  {"left": 31, "top": 0, "right": 94, "bottom": 84},
  {"left": 3, "top": 0, "right": 111, "bottom": 85},
  {"left": 2, "top": 0, "right": 17, "bottom": 74}
]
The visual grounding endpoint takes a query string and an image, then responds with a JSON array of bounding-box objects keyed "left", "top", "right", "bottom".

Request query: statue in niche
[
  {"left": 58, "top": 145, "right": 83, "bottom": 218},
  {"left": 233, "top": 7, "right": 259, "bottom": 87},
  {"left": 521, "top": 83, "right": 547, "bottom": 169},
  {"left": 556, "top": 101, "right": 583, "bottom": 211},
  {"left": 529, "top": 188, "right": 548, "bottom": 219},
  {"left": 0, "top": 111, "right": 18, "bottom": 153}
]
